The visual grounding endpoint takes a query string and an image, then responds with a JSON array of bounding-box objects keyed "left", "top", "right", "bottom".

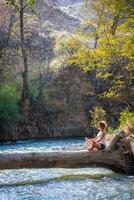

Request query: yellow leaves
[
  {"left": 120, "top": 35, "right": 134, "bottom": 59},
  {"left": 96, "top": 72, "right": 113, "bottom": 79},
  {"left": 58, "top": 19, "right": 133, "bottom": 71},
  {"left": 80, "top": 0, "right": 134, "bottom": 104},
  {"left": 54, "top": 0, "right": 134, "bottom": 78},
  {"left": 94, "top": 47, "right": 107, "bottom": 57},
  {"left": 66, "top": 46, "right": 93, "bottom": 71},
  {"left": 66, "top": 37, "right": 81, "bottom": 49},
  {"left": 125, "top": 62, "right": 134, "bottom": 71},
  {"left": 114, "top": 80, "right": 125, "bottom": 88},
  {"left": 55, "top": 35, "right": 80, "bottom": 54},
  {"left": 62, "top": 37, "right": 82, "bottom": 56},
  {"left": 100, "top": 90, "right": 116, "bottom": 99}
]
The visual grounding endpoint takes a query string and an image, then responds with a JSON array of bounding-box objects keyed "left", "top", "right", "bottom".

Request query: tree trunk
[
  {"left": 0, "top": 150, "right": 125, "bottom": 172},
  {"left": 111, "top": 15, "right": 119, "bottom": 35},
  {"left": 20, "top": 0, "right": 30, "bottom": 118},
  {"left": 0, "top": 13, "right": 16, "bottom": 82},
  {"left": 0, "top": 135, "right": 133, "bottom": 174},
  {"left": 94, "top": 34, "right": 99, "bottom": 48}
]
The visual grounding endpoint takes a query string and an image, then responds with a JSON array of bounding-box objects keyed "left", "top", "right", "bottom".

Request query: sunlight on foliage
[
  {"left": 119, "top": 111, "right": 134, "bottom": 129},
  {"left": 91, "top": 106, "right": 106, "bottom": 128},
  {"left": 55, "top": 0, "right": 134, "bottom": 109}
]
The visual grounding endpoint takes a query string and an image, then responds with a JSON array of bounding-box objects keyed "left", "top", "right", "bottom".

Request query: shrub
[
  {"left": 43, "top": 89, "right": 50, "bottom": 104},
  {"left": 0, "top": 84, "right": 20, "bottom": 132},
  {"left": 91, "top": 106, "right": 106, "bottom": 128},
  {"left": 119, "top": 111, "right": 134, "bottom": 129},
  {"left": 30, "top": 84, "right": 38, "bottom": 101}
]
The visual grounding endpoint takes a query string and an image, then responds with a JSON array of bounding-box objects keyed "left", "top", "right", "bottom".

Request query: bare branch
[{"left": 23, "top": 2, "right": 30, "bottom": 11}]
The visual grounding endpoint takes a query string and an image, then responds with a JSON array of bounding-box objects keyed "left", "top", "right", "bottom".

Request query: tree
[
  {"left": 0, "top": 1, "right": 16, "bottom": 81},
  {"left": 6, "top": 0, "right": 36, "bottom": 119},
  {"left": 57, "top": 0, "right": 134, "bottom": 110}
]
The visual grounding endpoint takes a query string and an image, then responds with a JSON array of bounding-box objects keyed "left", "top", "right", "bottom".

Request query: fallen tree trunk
[
  {"left": 0, "top": 133, "right": 133, "bottom": 174},
  {"left": 0, "top": 150, "right": 126, "bottom": 173}
]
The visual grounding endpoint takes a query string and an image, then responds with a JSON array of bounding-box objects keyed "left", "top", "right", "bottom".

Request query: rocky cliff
[{"left": 1, "top": 66, "right": 95, "bottom": 141}]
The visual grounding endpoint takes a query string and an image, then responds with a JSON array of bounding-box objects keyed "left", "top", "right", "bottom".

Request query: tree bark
[
  {"left": 0, "top": 13, "right": 16, "bottom": 82},
  {"left": 0, "top": 150, "right": 125, "bottom": 173},
  {"left": 111, "top": 15, "right": 119, "bottom": 35},
  {"left": 94, "top": 34, "right": 99, "bottom": 48},
  {"left": 20, "top": 0, "right": 30, "bottom": 117}
]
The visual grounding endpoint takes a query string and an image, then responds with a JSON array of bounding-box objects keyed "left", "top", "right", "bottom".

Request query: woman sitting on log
[{"left": 85, "top": 121, "right": 107, "bottom": 151}]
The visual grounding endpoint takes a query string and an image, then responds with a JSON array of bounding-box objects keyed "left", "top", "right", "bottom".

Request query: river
[{"left": 0, "top": 138, "right": 134, "bottom": 200}]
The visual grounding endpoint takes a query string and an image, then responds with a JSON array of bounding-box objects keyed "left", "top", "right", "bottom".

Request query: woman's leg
[
  {"left": 85, "top": 137, "right": 94, "bottom": 150},
  {"left": 92, "top": 142, "right": 102, "bottom": 150}
]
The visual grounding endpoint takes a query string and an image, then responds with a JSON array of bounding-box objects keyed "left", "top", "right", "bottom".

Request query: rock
[
  {"left": 45, "top": 66, "right": 94, "bottom": 137},
  {"left": 0, "top": 66, "right": 94, "bottom": 141}
]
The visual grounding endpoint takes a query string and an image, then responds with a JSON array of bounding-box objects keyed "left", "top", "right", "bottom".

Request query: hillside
[{"left": 0, "top": 0, "right": 133, "bottom": 141}]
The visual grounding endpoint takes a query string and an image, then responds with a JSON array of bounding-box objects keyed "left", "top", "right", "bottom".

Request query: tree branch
[{"left": 23, "top": 2, "right": 30, "bottom": 11}]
